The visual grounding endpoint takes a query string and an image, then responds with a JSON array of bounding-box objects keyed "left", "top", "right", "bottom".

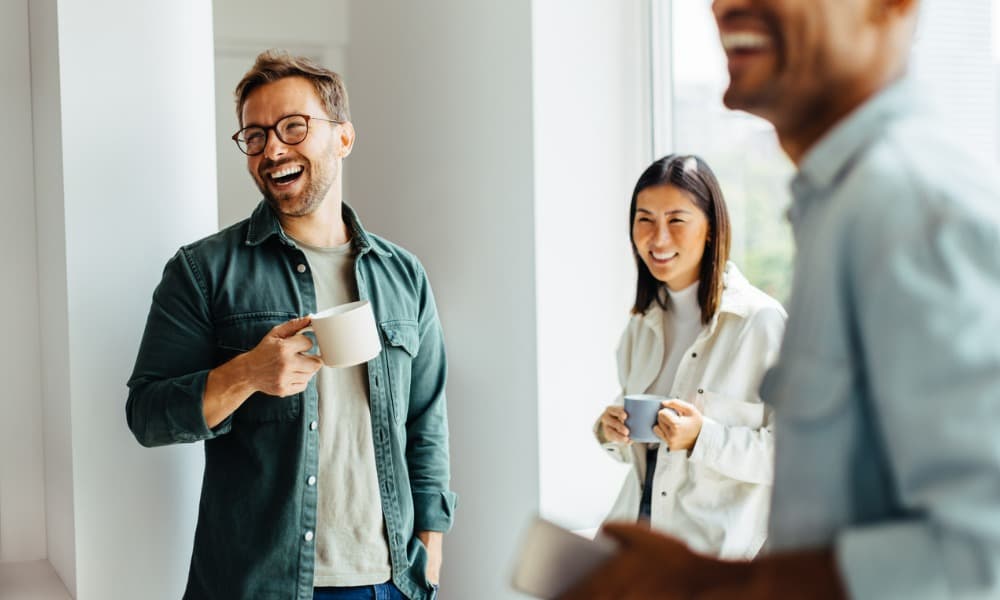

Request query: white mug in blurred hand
[{"left": 304, "top": 300, "right": 382, "bottom": 368}]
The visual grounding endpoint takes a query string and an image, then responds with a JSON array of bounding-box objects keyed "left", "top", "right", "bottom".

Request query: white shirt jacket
[{"left": 599, "top": 264, "right": 786, "bottom": 559}]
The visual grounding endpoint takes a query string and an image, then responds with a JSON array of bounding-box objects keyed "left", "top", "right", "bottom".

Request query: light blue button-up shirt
[{"left": 760, "top": 78, "right": 1000, "bottom": 599}]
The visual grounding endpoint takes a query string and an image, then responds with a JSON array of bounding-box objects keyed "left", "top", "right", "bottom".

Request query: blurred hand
[
  {"left": 556, "top": 523, "right": 745, "bottom": 600},
  {"left": 599, "top": 405, "right": 632, "bottom": 444},
  {"left": 653, "top": 399, "right": 702, "bottom": 451},
  {"left": 556, "top": 524, "right": 846, "bottom": 600}
]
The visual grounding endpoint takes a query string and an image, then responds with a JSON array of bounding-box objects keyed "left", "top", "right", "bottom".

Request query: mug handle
[{"left": 298, "top": 326, "right": 321, "bottom": 356}]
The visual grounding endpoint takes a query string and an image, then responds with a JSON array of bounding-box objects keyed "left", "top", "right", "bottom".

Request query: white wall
[
  {"left": 30, "top": 1, "right": 218, "bottom": 597},
  {"left": 532, "top": 0, "right": 651, "bottom": 530},
  {"left": 0, "top": 0, "right": 46, "bottom": 564},
  {"left": 213, "top": 0, "right": 348, "bottom": 55},
  {"left": 347, "top": 2, "right": 539, "bottom": 598}
]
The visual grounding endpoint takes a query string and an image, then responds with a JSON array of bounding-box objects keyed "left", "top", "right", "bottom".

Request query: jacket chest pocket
[
  {"left": 215, "top": 312, "right": 302, "bottom": 424},
  {"left": 379, "top": 319, "right": 419, "bottom": 424},
  {"left": 700, "top": 391, "right": 767, "bottom": 428}
]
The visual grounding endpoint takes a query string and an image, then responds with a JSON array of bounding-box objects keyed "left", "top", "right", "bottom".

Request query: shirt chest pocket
[
  {"left": 215, "top": 312, "right": 302, "bottom": 424},
  {"left": 379, "top": 319, "right": 419, "bottom": 424}
]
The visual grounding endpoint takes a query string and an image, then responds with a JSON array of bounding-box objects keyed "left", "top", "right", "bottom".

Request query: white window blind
[{"left": 912, "top": 0, "right": 997, "bottom": 161}]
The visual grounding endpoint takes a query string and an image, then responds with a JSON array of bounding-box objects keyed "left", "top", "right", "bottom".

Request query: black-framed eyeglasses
[{"left": 231, "top": 114, "right": 341, "bottom": 156}]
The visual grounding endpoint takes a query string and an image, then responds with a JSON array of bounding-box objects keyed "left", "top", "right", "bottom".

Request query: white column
[
  {"left": 29, "top": 0, "right": 218, "bottom": 596},
  {"left": 0, "top": 0, "right": 46, "bottom": 565}
]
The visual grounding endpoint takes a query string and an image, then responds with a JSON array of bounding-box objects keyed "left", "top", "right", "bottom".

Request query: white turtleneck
[{"left": 647, "top": 281, "right": 704, "bottom": 397}]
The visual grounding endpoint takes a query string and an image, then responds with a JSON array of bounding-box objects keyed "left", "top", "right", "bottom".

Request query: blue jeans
[{"left": 314, "top": 581, "right": 409, "bottom": 600}]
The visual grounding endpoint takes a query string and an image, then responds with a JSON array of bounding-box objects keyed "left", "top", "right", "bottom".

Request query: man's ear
[{"left": 338, "top": 121, "right": 356, "bottom": 158}]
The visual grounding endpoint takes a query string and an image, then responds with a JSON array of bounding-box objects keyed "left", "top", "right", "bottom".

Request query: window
[{"left": 654, "top": 0, "right": 795, "bottom": 302}]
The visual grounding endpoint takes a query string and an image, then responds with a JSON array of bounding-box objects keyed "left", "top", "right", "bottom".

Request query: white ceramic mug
[{"left": 304, "top": 300, "right": 382, "bottom": 368}]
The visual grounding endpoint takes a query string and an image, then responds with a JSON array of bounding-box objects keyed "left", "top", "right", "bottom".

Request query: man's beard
[{"left": 256, "top": 154, "right": 338, "bottom": 218}]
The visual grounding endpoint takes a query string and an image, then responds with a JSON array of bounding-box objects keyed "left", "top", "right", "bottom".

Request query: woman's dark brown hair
[{"left": 629, "top": 154, "right": 731, "bottom": 324}]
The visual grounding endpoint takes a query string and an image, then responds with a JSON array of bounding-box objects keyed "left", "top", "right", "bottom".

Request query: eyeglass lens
[{"left": 237, "top": 115, "right": 310, "bottom": 155}]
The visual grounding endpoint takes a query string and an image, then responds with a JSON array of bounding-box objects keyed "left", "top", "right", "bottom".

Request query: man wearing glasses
[{"left": 126, "top": 50, "right": 454, "bottom": 600}]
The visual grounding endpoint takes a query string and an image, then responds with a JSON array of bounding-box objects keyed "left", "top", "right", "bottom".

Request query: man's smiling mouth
[{"left": 268, "top": 165, "right": 304, "bottom": 185}]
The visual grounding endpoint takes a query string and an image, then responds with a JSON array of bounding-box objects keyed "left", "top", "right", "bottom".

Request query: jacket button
[
  {"left": 691, "top": 352, "right": 697, "bottom": 358},
  {"left": 697, "top": 388, "right": 704, "bottom": 394},
  {"left": 661, "top": 491, "right": 668, "bottom": 497},
  {"left": 307, "top": 475, "right": 317, "bottom": 486},
  {"left": 296, "top": 264, "right": 307, "bottom": 273},
  {"left": 309, "top": 420, "right": 318, "bottom": 431},
  {"left": 304, "top": 530, "right": 314, "bottom": 542}
]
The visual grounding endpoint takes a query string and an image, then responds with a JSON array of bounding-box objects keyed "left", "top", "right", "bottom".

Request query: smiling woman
[{"left": 594, "top": 154, "right": 786, "bottom": 560}]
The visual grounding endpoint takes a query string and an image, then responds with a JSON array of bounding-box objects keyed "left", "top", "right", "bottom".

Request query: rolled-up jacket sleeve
[
  {"left": 406, "top": 265, "right": 457, "bottom": 532},
  {"left": 126, "top": 248, "right": 230, "bottom": 447},
  {"left": 597, "top": 321, "right": 640, "bottom": 464},
  {"left": 837, "top": 203, "right": 1000, "bottom": 598},
  {"left": 689, "top": 306, "right": 784, "bottom": 485}
]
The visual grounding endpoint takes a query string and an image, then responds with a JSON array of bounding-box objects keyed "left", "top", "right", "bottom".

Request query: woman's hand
[
  {"left": 599, "top": 405, "right": 633, "bottom": 444},
  {"left": 653, "top": 399, "right": 703, "bottom": 451}
]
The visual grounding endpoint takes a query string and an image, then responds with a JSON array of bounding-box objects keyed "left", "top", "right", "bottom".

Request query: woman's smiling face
[{"left": 632, "top": 184, "right": 709, "bottom": 291}]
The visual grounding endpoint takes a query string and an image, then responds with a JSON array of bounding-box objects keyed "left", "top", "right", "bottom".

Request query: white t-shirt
[{"left": 293, "top": 236, "right": 392, "bottom": 587}]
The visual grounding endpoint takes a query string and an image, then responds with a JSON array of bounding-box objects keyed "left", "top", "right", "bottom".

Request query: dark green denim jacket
[{"left": 126, "top": 201, "right": 456, "bottom": 600}]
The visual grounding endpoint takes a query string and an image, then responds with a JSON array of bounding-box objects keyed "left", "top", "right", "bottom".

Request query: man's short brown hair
[{"left": 234, "top": 49, "right": 350, "bottom": 126}]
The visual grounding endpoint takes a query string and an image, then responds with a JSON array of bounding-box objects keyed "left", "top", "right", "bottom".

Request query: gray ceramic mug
[{"left": 623, "top": 394, "right": 677, "bottom": 443}]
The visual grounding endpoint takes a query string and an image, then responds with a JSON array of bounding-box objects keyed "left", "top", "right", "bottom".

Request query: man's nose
[{"left": 263, "top": 130, "right": 288, "bottom": 160}]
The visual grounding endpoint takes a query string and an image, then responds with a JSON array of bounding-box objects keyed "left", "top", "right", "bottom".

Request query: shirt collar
[
  {"left": 717, "top": 262, "right": 753, "bottom": 318},
  {"left": 244, "top": 200, "right": 391, "bottom": 257},
  {"left": 790, "top": 76, "right": 924, "bottom": 202}
]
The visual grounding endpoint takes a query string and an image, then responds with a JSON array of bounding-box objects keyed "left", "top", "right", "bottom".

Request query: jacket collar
[
  {"left": 639, "top": 262, "right": 754, "bottom": 334},
  {"left": 244, "top": 200, "right": 391, "bottom": 257}
]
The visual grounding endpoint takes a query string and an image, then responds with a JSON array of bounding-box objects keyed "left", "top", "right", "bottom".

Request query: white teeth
[
  {"left": 720, "top": 31, "right": 771, "bottom": 52},
  {"left": 269, "top": 165, "right": 304, "bottom": 180},
  {"left": 652, "top": 251, "right": 677, "bottom": 261}
]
